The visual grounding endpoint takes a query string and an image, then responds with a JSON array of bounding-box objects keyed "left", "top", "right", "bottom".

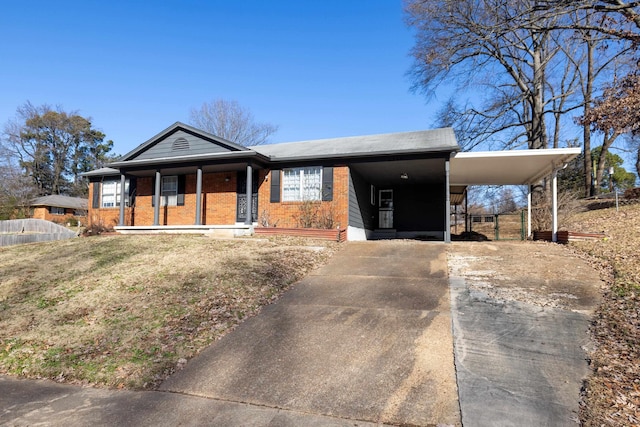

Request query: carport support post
[
  {"left": 154, "top": 170, "right": 161, "bottom": 226},
  {"left": 118, "top": 173, "right": 126, "bottom": 226},
  {"left": 527, "top": 186, "right": 532, "bottom": 239},
  {"left": 245, "top": 163, "right": 253, "bottom": 226},
  {"left": 195, "top": 166, "right": 202, "bottom": 225},
  {"left": 552, "top": 169, "right": 558, "bottom": 242},
  {"left": 445, "top": 159, "right": 451, "bottom": 243}
]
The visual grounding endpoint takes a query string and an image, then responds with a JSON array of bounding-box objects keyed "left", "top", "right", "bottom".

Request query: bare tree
[
  {"left": 189, "top": 99, "right": 278, "bottom": 146},
  {"left": 0, "top": 144, "right": 37, "bottom": 219},
  {"left": 409, "top": 1, "right": 637, "bottom": 202}
]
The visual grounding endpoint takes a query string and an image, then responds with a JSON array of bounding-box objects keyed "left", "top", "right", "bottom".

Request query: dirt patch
[{"left": 448, "top": 241, "right": 603, "bottom": 312}]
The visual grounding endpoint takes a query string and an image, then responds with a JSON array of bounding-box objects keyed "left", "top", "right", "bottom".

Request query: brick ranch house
[
  {"left": 83, "top": 122, "right": 581, "bottom": 242},
  {"left": 31, "top": 195, "right": 88, "bottom": 225}
]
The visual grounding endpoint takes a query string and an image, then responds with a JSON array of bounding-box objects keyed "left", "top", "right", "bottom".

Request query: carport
[{"left": 449, "top": 147, "right": 582, "bottom": 242}]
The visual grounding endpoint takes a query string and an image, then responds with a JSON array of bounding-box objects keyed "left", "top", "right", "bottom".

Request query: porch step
[{"left": 371, "top": 229, "right": 397, "bottom": 240}]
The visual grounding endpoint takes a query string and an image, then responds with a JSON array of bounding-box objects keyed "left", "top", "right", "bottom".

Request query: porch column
[
  {"left": 444, "top": 159, "right": 451, "bottom": 243},
  {"left": 552, "top": 170, "right": 559, "bottom": 242},
  {"left": 465, "top": 190, "right": 469, "bottom": 233},
  {"left": 154, "top": 170, "right": 161, "bottom": 226},
  {"left": 195, "top": 166, "right": 203, "bottom": 225},
  {"left": 245, "top": 163, "right": 253, "bottom": 225},
  {"left": 118, "top": 173, "right": 126, "bottom": 226},
  {"left": 527, "top": 185, "right": 532, "bottom": 239}
]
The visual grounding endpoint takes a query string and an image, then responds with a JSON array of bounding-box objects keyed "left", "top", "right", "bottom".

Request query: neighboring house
[
  {"left": 31, "top": 195, "right": 88, "bottom": 224},
  {"left": 83, "top": 122, "right": 581, "bottom": 242}
]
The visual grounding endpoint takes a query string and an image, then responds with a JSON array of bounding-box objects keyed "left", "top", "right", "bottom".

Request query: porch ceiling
[
  {"left": 449, "top": 148, "right": 581, "bottom": 186},
  {"left": 121, "top": 162, "right": 261, "bottom": 177},
  {"left": 349, "top": 158, "right": 445, "bottom": 187}
]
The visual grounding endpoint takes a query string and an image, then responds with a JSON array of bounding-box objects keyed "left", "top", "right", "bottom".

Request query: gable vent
[{"left": 172, "top": 137, "right": 190, "bottom": 151}]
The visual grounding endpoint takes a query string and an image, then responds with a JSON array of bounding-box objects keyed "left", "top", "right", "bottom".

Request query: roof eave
[
  {"left": 108, "top": 150, "right": 269, "bottom": 169},
  {"left": 266, "top": 146, "right": 458, "bottom": 163}
]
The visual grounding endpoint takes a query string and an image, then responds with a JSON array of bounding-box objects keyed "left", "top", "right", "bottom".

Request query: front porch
[{"left": 114, "top": 224, "right": 254, "bottom": 238}]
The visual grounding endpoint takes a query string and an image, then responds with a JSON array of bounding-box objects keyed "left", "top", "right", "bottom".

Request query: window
[
  {"left": 161, "top": 176, "right": 178, "bottom": 206},
  {"left": 101, "top": 179, "right": 129, "bottom": 208},
  {"left": 282, "top": 167, "right": 322, "bottom": 201},
  {"left": 51, "top": 207, "right": 65, "bottom": 215}
]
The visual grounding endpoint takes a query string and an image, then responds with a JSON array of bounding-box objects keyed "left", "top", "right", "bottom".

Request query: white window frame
[
  {"left": 161, "top": 176, "right": 178, "bottom": 206},
  {"left": 282, "top": 167, "right": 323, "bottom": 202},
  {"left": 101, "top": 179, "right": 129, "bottom": 208}
]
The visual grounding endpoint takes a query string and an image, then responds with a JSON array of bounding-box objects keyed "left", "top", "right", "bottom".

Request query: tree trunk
[{"left": 583, "top": 31, "right": 595, "bottom": 197}]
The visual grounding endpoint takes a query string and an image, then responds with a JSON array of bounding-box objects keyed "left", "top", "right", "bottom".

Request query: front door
[
  {"left": 236, "top": 171, "right": 258, "bottom": 223},
  {"left": 379, "top": 189, "right": 393, "bottom": 228}
]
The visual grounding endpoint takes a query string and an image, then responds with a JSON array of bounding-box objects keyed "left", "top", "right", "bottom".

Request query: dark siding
[
  {"left": 135, "top": 130, "right": 235, "bottom": 160},
  {"left": 270, "top": 170, "right": 280, "bottom": 203},
  {"left": 348, "top": 169, "right": 376, "bottom": 230},
  {"left": 393, "top": 183, "right": 445, "bottom": 231},
  {"left": 92, "top": 182, "right": 100, "bottom": 209},
  {"left": 322, "top": 167, "right": 333, "bottom": 201}
]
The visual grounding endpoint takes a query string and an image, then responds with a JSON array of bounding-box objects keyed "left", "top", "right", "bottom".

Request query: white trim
[{"left": 347, "top": 226, "right": 368, "bottom": 241}]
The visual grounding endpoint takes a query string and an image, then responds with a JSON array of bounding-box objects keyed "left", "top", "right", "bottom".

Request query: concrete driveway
[
  {"left": 161, "top": 241, "right": 461, "bottom": 426},
  {"left": 1, "top": 240, "right": 601, "bottom": 426}
]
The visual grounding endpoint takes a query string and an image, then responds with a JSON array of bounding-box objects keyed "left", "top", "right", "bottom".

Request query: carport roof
[{"left": 449, "top": 148, "right": 581, "bottom": 186}]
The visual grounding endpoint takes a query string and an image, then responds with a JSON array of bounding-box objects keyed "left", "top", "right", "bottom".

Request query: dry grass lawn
[{"left": 0, "top": 234, "right": 338, "bottom": 389}]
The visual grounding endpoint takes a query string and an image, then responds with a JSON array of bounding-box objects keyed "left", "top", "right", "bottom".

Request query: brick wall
[
  {"left": 87, "top": 182, "right": 131, "bottom": 228},
  {"left": 257, "top": 166, "right": 349, "bottom": 229},
  {"left": 33, "top": 206, "right": 87, "bottom": 225}
]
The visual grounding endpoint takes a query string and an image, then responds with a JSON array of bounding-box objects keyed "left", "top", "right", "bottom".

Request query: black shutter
[
  {"left": 177, "top": 175, "right": 185, "bottom": 206},
  {"left": 270, "top": 169, "right": 281, "bottom": 203},
  {"left": 322, "top": 167, "right": 333, "bottom": 201},
  {"left": 128, "top": 178, "right": 137, "bottom": 206},
  {"left": 92, "top": 182, "right": 100, "bottom": 208}
]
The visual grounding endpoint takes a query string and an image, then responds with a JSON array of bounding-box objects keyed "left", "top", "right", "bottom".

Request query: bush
[
  {"left": 294, "top": 201, "right": 336, "bottom": 229},
  {"left": 82, "top": 222, "right": 113, "bottom": 236},
  {"left": 623, "top": 187, "right": 640, "bottom": 200}
]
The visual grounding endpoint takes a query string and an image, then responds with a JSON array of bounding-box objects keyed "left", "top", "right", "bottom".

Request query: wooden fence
[{"left": 0, "top": 219, "right": 78, "bottom": 247}]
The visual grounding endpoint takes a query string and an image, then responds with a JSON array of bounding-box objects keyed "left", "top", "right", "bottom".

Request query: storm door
[
  {"left": 379, "top": 189, "right": 394, "bottom": 228},
  {"left": 236, "top": 171, "right": 258, "bottom": 222}
]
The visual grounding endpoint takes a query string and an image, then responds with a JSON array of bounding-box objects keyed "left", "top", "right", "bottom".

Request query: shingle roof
[
  {"left": 31, "top": 195, "right": 88, "bottom": 210},
  {"left": 255, "top": 128, "right": 458, "bottom": 161}
]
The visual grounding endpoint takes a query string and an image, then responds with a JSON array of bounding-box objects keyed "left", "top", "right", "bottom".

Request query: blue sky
[{"left": 0, "top": 1, "right": 448, "bottom": 156}]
